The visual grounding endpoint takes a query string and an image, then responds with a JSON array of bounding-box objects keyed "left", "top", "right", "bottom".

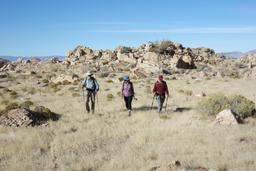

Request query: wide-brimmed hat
[
  {"left": 123, "top": 75, "right": 129, "bottom": 81},
  {"left": 86, "top": 71, "right": 93, "bottom": 76}
]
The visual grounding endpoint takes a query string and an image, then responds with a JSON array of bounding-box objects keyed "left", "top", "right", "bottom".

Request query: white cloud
[{"left": 86, "top": 27, "right": 256, "bottom": 33}]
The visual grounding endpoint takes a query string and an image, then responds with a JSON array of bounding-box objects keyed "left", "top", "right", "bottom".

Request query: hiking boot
[{"left": 128, "top": 110, "right": 131, "bottom": 117}]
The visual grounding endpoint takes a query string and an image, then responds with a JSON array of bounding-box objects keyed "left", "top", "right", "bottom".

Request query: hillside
[{"left": 0, "top": 40, "right": 256, "bottom": 171}]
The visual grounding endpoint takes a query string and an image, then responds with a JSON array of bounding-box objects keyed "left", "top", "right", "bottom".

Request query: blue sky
[{"left": 0, "top": 0, "right": 256, "bottom": 56}]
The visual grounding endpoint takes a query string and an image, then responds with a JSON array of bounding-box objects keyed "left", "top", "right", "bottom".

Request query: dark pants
[
  {"left": 86, "top": 91, "right": 96, "bottom": 113},
  {"left": 124, "top": 96, "right": 133, "bottom": 110},
  {"left": 156, "top": 95, "right": 165, "bottom": 112}
]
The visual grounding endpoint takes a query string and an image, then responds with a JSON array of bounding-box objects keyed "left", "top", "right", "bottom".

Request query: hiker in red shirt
[{"left": 153, "top": 75, "right": 169, "bottom": 113}]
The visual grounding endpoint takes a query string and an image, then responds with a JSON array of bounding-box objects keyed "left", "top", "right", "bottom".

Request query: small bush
[
  {"left": 34, "top": 106, "right": 59, "bottom": 120},
  {"left": 61, "top": 80, "right": 70, "bottom": 85},
  {"left": 106, "top": 79, "right": 113, "bottom": 83},
  {"left": 116, "top": 91, "right": 121, "bottom": 97},
  {"left": 107, "top": 93, "right": 114, "bottom": 101},
  {"left": 20, "top": 100, "right": 34, "bottom": 109},
  {"left": 197, "top": 93, "right": 229, "bottom": 116},
  {"left": 9, "top": 91, "right": 18, "bottom": 98},
  {"left": 36, "top": 75, "right": 43, "bottom": 79},
  {"left": 5, "top": 103, "right": 19, "bottom": 111},
  {"left": 197, "top": 93, "right": 255, "bottom": 118},
  {"left": 42, "top": 79, "right": 49, "bottom": 84},
  {"left": 228, "top": 95, "right": 255, "bottom": 118}
]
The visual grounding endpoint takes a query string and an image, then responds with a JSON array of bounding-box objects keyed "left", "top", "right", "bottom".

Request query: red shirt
[{"left": 153, "top": 80, "right": 169, "bottom": 95}]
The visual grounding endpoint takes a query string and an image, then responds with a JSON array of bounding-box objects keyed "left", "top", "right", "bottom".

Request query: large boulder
[
  {"left": 215, "top": 109, "right": 240, "bottom": 125},
  {"left": 175, "top": 55, "right": 196, "bottom": 69},
  {"left": 117, "top": 52, "right": 136, "bottom": 63},
  {"left": 0, "top": 58, "right": 9, "bottom": 68},
  {"left": 143, "top": 52, "right": 159, "bottom": 64}
]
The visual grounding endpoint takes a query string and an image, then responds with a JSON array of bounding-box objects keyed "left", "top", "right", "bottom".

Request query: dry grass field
[{"left": 0, "top": 63, "right": 256, "bottom": 171}]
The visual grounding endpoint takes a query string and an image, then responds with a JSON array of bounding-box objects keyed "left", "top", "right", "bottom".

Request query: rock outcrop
[
  {"left": 65, "top": 41, "right": 224, "bottom": 77},
  {"left": 0, "top": 108, "right": 59, "bottom": 127},
  {"left": 0, "top": 58, "right": 9, "bottom": 69}
]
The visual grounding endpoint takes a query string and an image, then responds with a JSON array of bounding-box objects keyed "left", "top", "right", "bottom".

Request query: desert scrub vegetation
[
  {"left": 33, "top": 105, "right": 61, "bottom": 121},
  {"left": 42, "top": 78, "right": 49, "bottom": 84},
  {"left": 197, "top": 93, "right": 255, "bottom": 118},
  {"left": 106, "top": 93, "right": 114, "bottom": 101},
  {"left": 21, "top": 86, "right": 36, "bottom": 95},
  {"left": 0, "top": 102, "right": 19, "bottom": 115},
  {"left": 178, "top": 89, "right": 193, "bottom": 96},
  {"left": 106, "top": 79, "right": 113, "bottom": 83},
  {"left": 20, "top": 100, "right": 34, "bottom": 109}
]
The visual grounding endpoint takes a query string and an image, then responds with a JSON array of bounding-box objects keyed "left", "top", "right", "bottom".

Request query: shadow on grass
[
  {"left": 132, "top": 106, "right": 192, "bottom": 113},
  {"left": 133, "top": 106, "right": 157, "bottom": 111},
  {"left": 173, "top": 107, "right": 192, "bottom": 112}
]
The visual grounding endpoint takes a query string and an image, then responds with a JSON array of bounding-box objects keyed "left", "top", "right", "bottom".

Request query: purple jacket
[{"left": 121, "top": 81, "right": 134, "bottom": 97}]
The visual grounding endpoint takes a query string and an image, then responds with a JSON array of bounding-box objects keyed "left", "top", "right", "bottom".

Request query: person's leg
[
  {"left": 159, "top": 95, "right": 166, "bottom": 112},
  {"left": 127, "top": 96, "right": 133, "bottom": 116},
  {"left": 86, "top": 91, "right": 91, "bottom": 113},
  {"left": 156, "top": 95, "right": 161, "bottom": 113},
  {"left": 91, "top": 92, "right": 96, "bottom": 113},
  {"left": 124, "top": 96, "right": 129, "bottom": 110},
  {"left": 127, "top": 96, "right": 133, "bottom": 110}
]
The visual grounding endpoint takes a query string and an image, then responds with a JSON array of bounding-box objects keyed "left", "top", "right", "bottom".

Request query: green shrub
[
  {"left": 42, "top": 79, "right": 49, "bottom": 84},
  {"left": 5, "top": 103, "right": 19, "bottom": 111},
  {"left": 20, "top": 100, "right": 34, "bottom": 109},
  {"left": 9, "top": 90, "right": 18, "bottom": 98},
  {"left": 197, "top": 93, "right": 229, "bottom": 116},
  {"left": 228, "top": 95, "right": 255, "bottom": 118},
  {"left": 107, "top": 93, "right": 114, "bottom": 101},
  {"left": 34, "top": 106, "right": 60, "bottom": 121},
  {"left": 197, "top": 93, "right": 255, "bottom": 118}
]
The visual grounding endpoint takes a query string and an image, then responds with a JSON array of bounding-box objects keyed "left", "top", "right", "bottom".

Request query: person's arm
[
  {"left": 82, "top": 78, "right": 86, "bottom": 88},
  {"left": 94, "top": 79, "right": 99, "bottom": 91},
  {"left": 131, "top": 82, "right": 135, "bottom": 96},
  {"left": 121, "top": 82, "right": 124, "bottom": 96},
  {"left": 165, "top": 82, "right": 169, "bottom": 96},
  {"left": 153, "top": 82, "right": 157, "bottom": 94}
]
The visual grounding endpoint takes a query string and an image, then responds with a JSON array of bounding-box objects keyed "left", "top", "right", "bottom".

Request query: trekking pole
[
  {"left": 96, "top": 92, "right": 99, "bottom": 113},
  {"left": 165, "top": 95, "right": 169, "bottom": 111},
  {"left": 150, "top": 94, "right": 156, "bottom": 110},
  {"left": 82, "top": 87, "right": 86, "bottom": 114}
]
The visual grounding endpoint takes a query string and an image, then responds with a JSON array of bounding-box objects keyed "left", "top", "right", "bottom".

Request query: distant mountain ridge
[
  {"left": 0, "top": 56, "right": 65, "bottom": 61},
  {"left": 220, "top": 49, "right": 256, "bottom": 58}
]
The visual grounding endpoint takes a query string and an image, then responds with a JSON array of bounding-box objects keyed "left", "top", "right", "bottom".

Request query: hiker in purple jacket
[{"left": 121, "top": 75, "right": 134, "bottom": 116}]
